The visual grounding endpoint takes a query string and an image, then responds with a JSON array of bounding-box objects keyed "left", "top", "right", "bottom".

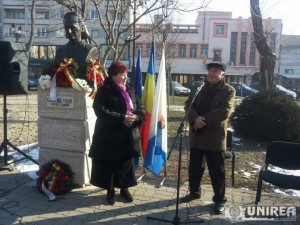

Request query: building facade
[
  {"left": 277, "top": 35, "right": 300, "bottom": 88},
  {"left": 0, "top": 2, "right": 284, "bottom": 86},
  {"left": 136, "top": 11, "right": 283, "bottom": 85},
  {"left": 0, "top": 0, "right": 131, "bottom": 75}
]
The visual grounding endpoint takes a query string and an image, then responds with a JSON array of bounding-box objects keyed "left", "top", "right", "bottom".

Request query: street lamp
[{"left": 11, "top": 23, "right": 22, "bottom": 42}]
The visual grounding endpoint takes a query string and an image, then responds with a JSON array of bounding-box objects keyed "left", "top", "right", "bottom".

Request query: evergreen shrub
[{"left": 231, "top": 90, "right": 300, "bottom": 142}]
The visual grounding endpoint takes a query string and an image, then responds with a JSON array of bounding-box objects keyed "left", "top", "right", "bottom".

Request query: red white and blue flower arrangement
[
  {"left": 37, "top": 159, "right": 74, "bottom": 201},
  {"left": 39, "top": 58, "right": 104, "bottom": 99}
]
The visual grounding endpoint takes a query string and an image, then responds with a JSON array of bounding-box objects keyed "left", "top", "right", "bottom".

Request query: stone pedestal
[{"left": 38, "top": 87, "right": 96, "bottom": 186}]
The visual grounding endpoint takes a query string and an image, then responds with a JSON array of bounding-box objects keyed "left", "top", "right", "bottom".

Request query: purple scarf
[{"left": 113, "top": 80, "right": 133, "bottom": 112}]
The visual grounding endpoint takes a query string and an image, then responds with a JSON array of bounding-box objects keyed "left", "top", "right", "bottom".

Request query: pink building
[{"left": 136, "top": 11, "right": 282, "bottom": 85}]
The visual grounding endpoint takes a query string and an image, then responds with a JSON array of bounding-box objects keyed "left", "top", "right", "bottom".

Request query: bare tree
[
  {"left": 55, "top": 0, "right": 89, "bottom": 18},
  {"left": 250, "top": 0, "right": 276, "bottom": 91},
  {"left": 53, "top": 0, "right": 207, "bottom": 74},
  {"left": 26, "top": 0, "right": 37, "bottom": 57},
  {"left": 90, "top": 0, "right": 178, "bottom": 68}
]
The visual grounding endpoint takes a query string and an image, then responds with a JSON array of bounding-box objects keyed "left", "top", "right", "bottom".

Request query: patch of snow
[
  {"left": 11, "top": 147, "right": 39, "bottom": 180},
  {"left": 242, "top": 172, "right": 252, "bottom": 178}
]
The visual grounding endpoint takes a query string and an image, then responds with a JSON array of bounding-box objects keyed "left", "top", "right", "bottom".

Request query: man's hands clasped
[{"left": 194, "top": 116, "right": 206, "bottom": 130}]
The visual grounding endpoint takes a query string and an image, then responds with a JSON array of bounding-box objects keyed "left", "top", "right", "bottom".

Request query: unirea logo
[{"left": 225, "top": 205, "right": 297, "bottom": 221}]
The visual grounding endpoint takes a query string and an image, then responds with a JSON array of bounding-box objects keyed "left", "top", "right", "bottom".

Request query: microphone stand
[{"left": 147, "top": 84, "right": 204, "bottom": 225}]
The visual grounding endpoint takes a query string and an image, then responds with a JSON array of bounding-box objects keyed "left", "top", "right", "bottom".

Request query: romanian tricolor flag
[
  {"left": 140, "top": 42, "right": 155, "bottom": 158},
  {"left": 144, "top": 49, "right": 168, "bottom": 175}
]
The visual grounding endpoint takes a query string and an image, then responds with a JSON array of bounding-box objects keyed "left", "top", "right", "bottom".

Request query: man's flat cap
[{"left": 206, "top": 61, "right": 226, "bottom": 72}]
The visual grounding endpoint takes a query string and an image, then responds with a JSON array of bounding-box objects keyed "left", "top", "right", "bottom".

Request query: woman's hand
[{"left": 124, "top": 113, "right": 139, "bottom": 126}]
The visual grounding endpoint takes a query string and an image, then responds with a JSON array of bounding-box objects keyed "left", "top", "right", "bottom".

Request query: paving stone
[{"left": 0, "top": 167, "right": 299, "bottom": 225}]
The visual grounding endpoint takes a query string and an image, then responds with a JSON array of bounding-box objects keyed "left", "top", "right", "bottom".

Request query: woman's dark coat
[{"left": 89, "top": 77, "right": 145, "bottom": 161}]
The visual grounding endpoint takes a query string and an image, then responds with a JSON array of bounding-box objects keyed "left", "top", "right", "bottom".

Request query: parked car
[
  {"left": 276, "top": 85, "right": 297, "bottom": 100},
  {"left": 171, "top": 81, "right": 191, "bottom": 96},
  {"left": 293, "top": 86, "right": 300, "bottom": 100},
  {"left": 182, "top": 81, "right": 204, "bottom": 90},
  {"left": 28, "top": 75, "right": 39, "bottom": 90},
  {"left": 231, "top": 82, "right": 258, "bottom": 97}
]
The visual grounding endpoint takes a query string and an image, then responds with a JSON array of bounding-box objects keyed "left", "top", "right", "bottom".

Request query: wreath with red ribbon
[
  {"left": 37, "top": 159, "right": 74, "bottom": 195},
  {"left": 41, "top": 58, "right": 105, "bottom": 99}
]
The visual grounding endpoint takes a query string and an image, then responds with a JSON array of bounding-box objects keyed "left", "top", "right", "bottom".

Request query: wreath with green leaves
[{"left": 37, "top": 159, "right": 74, "bottom": 195}]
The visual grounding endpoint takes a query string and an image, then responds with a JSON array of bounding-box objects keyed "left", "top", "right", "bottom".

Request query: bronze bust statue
[{"left": 55, "top": 12, "right": 98, "bottom": 65}]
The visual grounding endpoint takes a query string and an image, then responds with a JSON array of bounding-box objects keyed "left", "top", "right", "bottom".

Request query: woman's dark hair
[{"left": 107, "top": 62, "right": 128, "bottom": 77}]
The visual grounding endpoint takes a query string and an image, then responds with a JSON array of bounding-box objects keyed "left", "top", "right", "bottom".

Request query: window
[
  {"left": 113, "top": 29, "right": 127, "bottom": 39},
  {"left": 200, "top": 44, "right": 208, "bottom": 57},
  {"left": 239, "top": 32, "right": 247, "bottom": 64},
  {"left": 179, "top": 44, "right": 186, "bottom": 57},
  {"left": 230, "top": 32, "right": 237, "bottom": 65},
  {"left": 39, "top": 46, "right": 48, "bottom": 59},
  {"left": 117, "top": 12, "right": 122, "bottom": 20},
  {"left": 250, "top": 32, "right": 256, "bottom": 65},
  {"left": 36, "top": 11, "right": 49, "bottom": 19},
  {"left": 213, "top": 49, "right": 222, "bottom": 61},
  {"left": 31, "top": 46, "right": 39, "bottom": 59},
  {"left": 190, "top": 44, "right": 197, "bottom": 58},
  {"left": 8, "top": 27, "right": 14, "bottom": 36},
  {"left": 31, "top": 45, "right": 56, "bottom": 59},
  {"left": 48, "top": 46, "right": 57, "bottom": 59},
  {"left": 36, "top": 27, "right": 49, "bottom": 37},
  {"left": 91, "top": 29, "right": 99, "bottom": 38},
  {"left": 169, "top": 44, "right": 176, "bottom": 57},
  {"left": 55, "top": 27, "right": 64, "bottom": 38},
  {"left": 285, "top": 69, "right": 294, "bottom": 74},
  {"left": 270, "top": 33, "right": 276, "bottom": 52},
  {"left": 55, "top": 9, "right": 64, "bottom": 19},
  {"left": 216, "top": 25, "right": 225, "bottom": 34},
  {"left": 214, "top": 23, "right": 227, "bottom": 37},
  {"left": 119, "top": 45, "right": 129, "bottom": 60},
  {"left": 13, "top": 11, "right": 25, "bottom": 19},
  {"left": 89, "top": 9, "right": 99, "bottom": 19},
  {"left": 146, "top": 44, "right": 152, "bottom": 57}
]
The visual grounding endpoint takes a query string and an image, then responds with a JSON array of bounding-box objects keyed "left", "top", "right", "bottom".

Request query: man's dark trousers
[{"left": 189, "top": 147, "right": 227, "bottom": 203}]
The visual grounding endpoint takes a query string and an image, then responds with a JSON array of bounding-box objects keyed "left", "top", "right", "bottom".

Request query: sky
[{"left": 177, "top": 0, "right": 300, "bottom": 35}]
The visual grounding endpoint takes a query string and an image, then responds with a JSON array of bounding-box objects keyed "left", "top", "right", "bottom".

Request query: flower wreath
[
  {"left": 37, "top": 159, "right": 74, "bottom": 200},
  {"left": 39, "top": 58, "right": 105, "bottom": 99}
]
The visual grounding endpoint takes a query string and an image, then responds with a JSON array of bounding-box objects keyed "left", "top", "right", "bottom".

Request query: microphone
[
  {"left": 190, "top": 83, "right": 204, "bottom": 132},
  {"left": 194, "top": 83, "right": 204, "bottom": 97}
]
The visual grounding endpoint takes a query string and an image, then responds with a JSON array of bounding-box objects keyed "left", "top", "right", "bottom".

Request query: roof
[
  {"left": 277, "top": 73, "right": 300, "bottom": 79},
  {"left": 281, "top": 35, "right": 300, "bottom": 46}
]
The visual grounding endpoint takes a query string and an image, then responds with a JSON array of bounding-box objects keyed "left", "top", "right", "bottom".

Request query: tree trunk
[
  {"left": 250, "top": 0, "right": 276, "bottom": 91},
  {"left": 27, "top": 0, "right": 36, "bottom": 57}
]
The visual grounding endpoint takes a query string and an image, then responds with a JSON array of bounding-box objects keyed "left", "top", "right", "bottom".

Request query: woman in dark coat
[{"left": 89, "top": 62, "right": 145, "bottom": 205}]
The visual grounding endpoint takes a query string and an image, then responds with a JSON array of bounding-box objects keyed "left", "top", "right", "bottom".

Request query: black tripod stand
[
  {"left": 147, "top": 84, "right": 204, "bottom": 225},
  {"left": 0, "top": 94, "right": 39, "bottom": 166}
]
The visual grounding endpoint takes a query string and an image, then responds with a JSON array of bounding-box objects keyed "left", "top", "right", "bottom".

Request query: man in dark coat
[{"left": 182, "top": 61, "right": 236, "bottom": 214}]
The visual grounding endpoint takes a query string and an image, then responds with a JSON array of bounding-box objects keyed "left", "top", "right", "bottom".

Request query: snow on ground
[{"left": 5, "top": 144, "right": 300, "bottom": 197}]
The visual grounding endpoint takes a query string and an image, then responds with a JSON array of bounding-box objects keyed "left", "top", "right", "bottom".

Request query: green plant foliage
[{"left": 231, "top": 90, "right": 300, "bottom": 142}]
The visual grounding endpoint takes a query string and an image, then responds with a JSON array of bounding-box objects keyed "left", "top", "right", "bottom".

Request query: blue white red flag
[{"left": 144, "top": 49, "right": 168, "bottom": 175}]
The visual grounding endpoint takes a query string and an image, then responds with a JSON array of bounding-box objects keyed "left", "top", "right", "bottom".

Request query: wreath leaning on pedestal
[{"left": 37, "top": 159, "right": 74, "bottom": 200}]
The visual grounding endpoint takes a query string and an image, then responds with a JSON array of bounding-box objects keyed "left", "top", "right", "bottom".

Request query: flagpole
[{"left": 131, "top": 0, "right": 137, "bottom": 77}]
